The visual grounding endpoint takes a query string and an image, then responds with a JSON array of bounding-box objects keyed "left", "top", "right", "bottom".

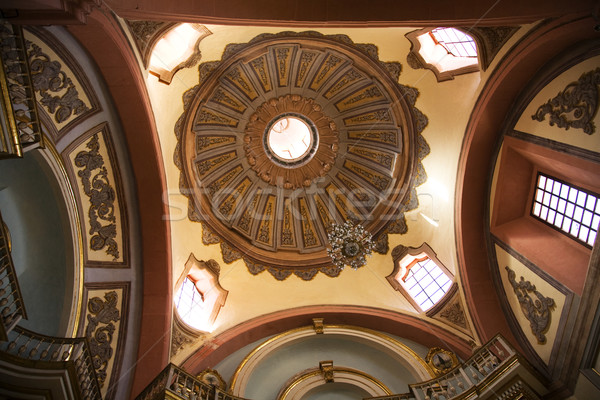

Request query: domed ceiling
[{"left": 175, "top": 32, "right": 429, "bottom": 280}]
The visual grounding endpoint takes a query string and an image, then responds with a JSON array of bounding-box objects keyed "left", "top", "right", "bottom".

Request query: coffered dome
[{"left": 175, "top": 32, "right": 429, "bottom": 280}]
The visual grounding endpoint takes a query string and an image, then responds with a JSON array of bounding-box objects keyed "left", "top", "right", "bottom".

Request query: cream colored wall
[
  {"left": 495, "top": 244, "right": 565, "bottom": 364},
  {"left": 514, "top": 56, "right": 600, "bottom": 153},
  {"left": 145, "top": 24, "right": 530, "bottom": 348}
]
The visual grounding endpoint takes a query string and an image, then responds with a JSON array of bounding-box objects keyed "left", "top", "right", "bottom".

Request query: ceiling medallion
[
  {"left": 327, "top": 221, "right": 374, "bottom": 270},
  {"left": 175, "top": 31, "right": 430, "bottom": 280}
]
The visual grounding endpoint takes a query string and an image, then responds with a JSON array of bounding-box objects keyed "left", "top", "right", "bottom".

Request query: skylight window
[
  {"left": 387, "top": 243, "right": 454, "bottom": 313},
  {"left": 175, "top": 276, "right": 209, "bottom": 330},
  {"left": 405, "top": 27, "right": 479, "bottom": 82},
  {"left": 532, "top": 173, "right": 599, "bottom": 248},
  {"left": 174, "top": 256, "right": 228, "bottom": 332},
  {"left": 402, "top": 256, "right": 452, "bottom": 311},
  {"left": 149, "top": 24, "right": 211, "bottom": 84},
  {"left": 430, "top": 28, "right": 477, "bottom": 58}
]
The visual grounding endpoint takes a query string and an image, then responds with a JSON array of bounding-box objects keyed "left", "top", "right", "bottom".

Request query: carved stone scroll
[
  {"left": 531, "top": 67, "right": 600, "bottom": 135},
  {"left": 505, "top": 266, "right": 556, "bottom": 344}
]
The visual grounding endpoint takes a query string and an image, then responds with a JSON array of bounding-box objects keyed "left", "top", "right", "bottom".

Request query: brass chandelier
[{"left": 327, "top": 221, "right": 374, "bottom": 270}]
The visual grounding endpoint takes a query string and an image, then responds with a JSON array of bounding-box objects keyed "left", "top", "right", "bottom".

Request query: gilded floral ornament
[
  {"left": 85, "top": 291, "right": 120, "bottom": 388},
  {"left": 505, "top": 266, "right": 556, "bottom": 344},
  {"left": 74, "top": 134, "right": 119, "bottom": 260},
  {"left": 327, "top": 221, "right": 374, "bottom": 270},
  {"left": 531, "top": 67, "right": 599, "bottom": 135}
]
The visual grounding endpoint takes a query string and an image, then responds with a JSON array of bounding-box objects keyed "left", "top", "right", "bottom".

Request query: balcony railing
[
  {"left": 0, "top": 22, "right": 43, "bottom": 159},
  {"left": 0, "top": 325, "right": 102, "bottom": 399},
  {"left": 366, "top": 334, "right": 518, "bottom": 400},
  {"left": 0, "top": 210, "right": 26, "bottom": 341},
  {"left": 139, "top": 335, "right": 532, "bottom": 400},
  {"left": 136, "top": 363, "right": 251, "bottom": 400}
]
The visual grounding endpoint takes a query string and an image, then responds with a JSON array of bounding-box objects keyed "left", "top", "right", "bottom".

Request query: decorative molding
[
  {"left": 125, "top": 20, "right": 174, "bottom": 67},
  {"left": 312, "top": 318, "right": 324, "bottom": 334},
  {"left": 201, "top": 222, "right": 221, "bottom": 245},
  {"left": 425, "top": 347, "right": 459, "bottom": 376},
  {"left": 229, "top": 323, "right": 433, "bottom": 396},
  {"left": 171, "top": 312, "right": 199, "bottom": 357},
  {"left": 319, "top": 360, "right": 335, "bottom": 383},
  {"left": 78, "top": 282, "right": 129, "bottom": 400},
  {"left": 505, "top": 266, "right": 556, "bottom": 344},
  {"left": 439, "top": 302, "right": 467, "bottom": 328},
  {"left": 497, "top": 377, "right": 542, "bottom": 400},
  {"left": 406, "top": 51, "right": 424, "bottom": 70},
  {"left": 85, "top": 291, "right": 121, "bottom": 390},
  {"left": 74, "top": 133, "right": 120, "bottom": 260},
  {"left": 277, "top": 363, "right": 392, "bottom": 400},
  {"left": 27, "top": 41, "right": 88, "bottom": 123},
  {"left": 197, "top": 368, "right": 226, "bottom": 390},
  {"left": 531, "top": 67, "right": 599, "bottom": 135},
  {"left": 427, "top": 283, "right": 474, "bottom": 340},
  {"left": 23, "top": 27, "right": 100, "bottom": 140},
  {"left": 508, "top": 129, "right": 600, "bottom": 164},
  {"left": 467, "top": 26, "right": 519, "bottom": 71},
  {"left": 4, "top": 0, "right": 101, "bottom": 25},
  {"left": 221, "top": 242, "right": 242, "bottom": 264},
  {"left": 63, "top": 124, "right": 128, "bottom": 266}
]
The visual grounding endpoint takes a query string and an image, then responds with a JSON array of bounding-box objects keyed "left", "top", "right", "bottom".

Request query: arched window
[
  {"left": 387, "top": 243, "right": 454, "bottom": 312},
  {"left": 149, "top": 23, "right": 211, "bottom": 84},
  {"left": 174, "top": 255, "right": 228, "bottom": 332},
  {"left": 406, "top": 27, "right": 479, "bottom": 82}
]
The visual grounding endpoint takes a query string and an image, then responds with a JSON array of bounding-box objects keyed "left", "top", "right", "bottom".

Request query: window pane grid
[
  {"left": 531, "top": 172, "right": 600, "bottom": 247},
  {"left": 430, "top": 28, "right": 477, "bottom": 58},
  {"left": 403, "top": 259, "right": 452, "bottom": 311},
  {"left": 175, "top": 276, "right": 204, "bottom": 320}
]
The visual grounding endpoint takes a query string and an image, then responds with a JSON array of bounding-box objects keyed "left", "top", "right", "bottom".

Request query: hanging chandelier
[{"left": 327, "top": 221, "right": 374, "bottom": 270}]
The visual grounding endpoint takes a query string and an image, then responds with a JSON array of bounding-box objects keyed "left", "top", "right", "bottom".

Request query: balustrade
[
  {"left": 0, "top": 22, "right": 43, "bottom": 158},
  {"left": 0, "top": 210, "right": 26, "bottom": 340},
  {"left": 366, "top": 335, "right": 518, "bottom": 400},
  {"left": 140, "top": 336, "right": 524, "bottom": 400},
  {"left": 1, "top": 325, "right": 101, "bottom": 399}
]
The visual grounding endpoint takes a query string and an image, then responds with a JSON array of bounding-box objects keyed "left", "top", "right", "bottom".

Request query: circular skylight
[{"left": 266, "top": 115, "right": 315, "bottom": 163}]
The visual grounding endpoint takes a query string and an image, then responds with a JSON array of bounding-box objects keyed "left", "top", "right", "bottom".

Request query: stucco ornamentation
[
  {"left": 74, "top": 134, "right": 119, "bottom": 260},
  {"left": 531, "top": 67, "right": 599, "bottom": 135},
  {"left": 171, "top": 322, "right": 195, "bottom": 356},
  {"left": 439, "top": 301, "right": 467, "bottom": 329},
  {"left": 85, "top": 291, "right": 120, "bottom": 388},
  {"left": 505, "top": 266, "right": 556, "bottom": 344},
  {"left": 27, "top": 41, "right": 88, "bottom": 124}
]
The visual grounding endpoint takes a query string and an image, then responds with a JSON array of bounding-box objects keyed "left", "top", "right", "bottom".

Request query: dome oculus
[{"left": 265, "top": 113, "right": 318, "bottom": 165}]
